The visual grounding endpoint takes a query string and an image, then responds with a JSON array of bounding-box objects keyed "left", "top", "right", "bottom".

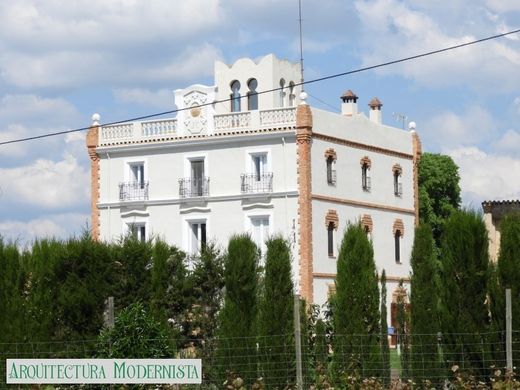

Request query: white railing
[
  {"left": 100, "top": 123, "right": 134, "bottom": 142},
  {"left": 142, "top": 118, "right": 177, "bottom": 137},
  {"left": 98, "top": 107, "right": 296, "bottom": 145},
  {"left": 214, "top": 112, "right": 251, "bottom": 132},
  {"left": 260, "top": 107, "right": 296, "bottom": 127}
]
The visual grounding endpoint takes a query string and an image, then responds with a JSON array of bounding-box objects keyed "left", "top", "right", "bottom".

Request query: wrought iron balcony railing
[
  {"left": 240, "top": 172, "right": 273, "bottom": 194},
  {"left": 119, "top": 181, "right": 149, "bottom": 201},
  {"left": 179, "top": 177, "right": 210, "bottom": 198}
]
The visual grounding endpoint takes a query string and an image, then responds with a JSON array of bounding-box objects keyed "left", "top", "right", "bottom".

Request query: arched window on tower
[
  {"left": 279, "top": 78, "right": 285, "bottom": 107},
  {"left": 362, "top": 163, "right": 371, "bottom": 191},
  {"left": 230, "top": 80, "right": 241, "bottom": 112},
  {"left": 327, "top": 222, "right": 335, "bottom": 257},
  {"left": 247, "top": 78, "right": 258, "bottom": 110},
  {"left": 288, "top": 81, "right": 295, "bottom": 106}
]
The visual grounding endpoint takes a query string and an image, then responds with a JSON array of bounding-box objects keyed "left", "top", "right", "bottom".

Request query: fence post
[
  {"left": 506, "top": 288, "right": 512, "bottom": 372},
  {"left": 294, "top": 294, "right": 303, "bottom": 390},
  {"left": 104, "top": 296, "right": 115, "bottom": 329}
]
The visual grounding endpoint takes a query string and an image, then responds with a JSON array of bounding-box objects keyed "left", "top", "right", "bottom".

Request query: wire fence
[{"left": 1, "top": 331, "right": 519, "bottom": 389}]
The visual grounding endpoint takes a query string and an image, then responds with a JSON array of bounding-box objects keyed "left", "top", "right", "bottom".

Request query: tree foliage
[
  {"left": 257, "top": 237, "right": 295, "bottom": 388},
  {"left": 409, "top": 224, "right": 440, "bottom": 383},
  {"left": 332, "top": 223, "right": 381, "bottom": 383},
  {"left": 419, "top": 152, "right": 461, "bottom": 244},
  {"left": 438, "top": 209, "right": 490, "bottom": 375},
  {"left": 217, "top": 234, "right": 259, "bottom": 385},
  {"left": 380, "top": 270, "right": 390, "bottom": 386},
  {"left": 97, "top": 302, "right": 172, "bottom": 358}
]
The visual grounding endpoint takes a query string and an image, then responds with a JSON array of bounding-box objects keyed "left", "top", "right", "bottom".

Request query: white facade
[{"left": 88, "top": 54, "right": 420, "bottom": 323}]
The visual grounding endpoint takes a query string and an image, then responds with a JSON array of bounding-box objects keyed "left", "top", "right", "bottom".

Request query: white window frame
[
  {"left": 124, "top": 158, "right": 147, "bottom": 183},
  {"left": 183, "top": 216, "right": 210, "bottom": 256},
  {"left": 123, "top": 219, "right": 148, "bottom": 242},
  {"left": 184, "top": 153, "right": 209, "bottom": 178},
  {"left": 245, "top": 211, "right": 273, "bottom": 257},
  {"left": 244, "top": 148, "right": 271, "bottom": 175}
]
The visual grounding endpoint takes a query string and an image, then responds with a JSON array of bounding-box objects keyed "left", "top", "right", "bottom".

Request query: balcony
[
  {"left": 119, "top": 181, "right": 149, "bottom": 201},
  {"left": 241, "top": 173, "right": 273, "bottom": 194},
  {"left": 179, "top": 177, "right": 210, "bottom": 198}
]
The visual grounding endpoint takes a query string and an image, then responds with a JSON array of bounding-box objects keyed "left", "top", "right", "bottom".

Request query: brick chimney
[
  {"left": 368, "top": 97, "right": 382, "bottom": 124},
  {"left": 341, "top": 90, "right": 358, "bottom": 116}
]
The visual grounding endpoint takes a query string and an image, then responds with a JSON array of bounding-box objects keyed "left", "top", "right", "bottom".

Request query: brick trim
[
  {"left": 361, "top": 214, "right": 373, "bottom": 233},
  {"left": 393, "top": 218, "right": 404, "bottom": 237},
  {"left": 325, "top": 209, "right": 339, "bottom": 230},
  {"left": 324, "top": 148, "right": 337, "bottom": 162},
  {"left": 312, "top": 194, "right": 415, "bottom": 215},
  {"left": 296, "top": 103, "right": 314, "bottom": 303},
  {"left": 86, "top": 125, "right": 100, "bottom": 241},
  {"left": 360, "top": 155, "right": 372, "bottom": 169},
  {"left": 313, "top": 132, "right": 414, "bottom": 160},
  {"left": 392, "top": 163, "right": 402, "bottom": 175}
]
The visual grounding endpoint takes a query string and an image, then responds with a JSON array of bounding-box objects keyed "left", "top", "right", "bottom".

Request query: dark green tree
[
  {"left": 257, "top": 237, "right": 295, "bottom": 389},
  {"left": 438, "top": 210, "right": 490, "bottom": 376},
  {"left": 396, "top": 280, "right": 410, "bottom": 380},
  {"left": 217, "top": 234, "right": 259, "bottom": 385},
  {"left": 419, "top": 152, "right": 461, "bottom": 245},
  {"left": 410, "top": 224, "right": 440, "bottom": 383},
  {"left": 97, "top": 302, "right": 172, "bottom": 358},
  {"left": 496, "top": 213, "right": 520, "bottom": 369},
  {"left": 332, "top": 223, "right": 381, "bottom": 383},
  {"left": 380, "top": 270, "right": 390, "bottom": 386}
]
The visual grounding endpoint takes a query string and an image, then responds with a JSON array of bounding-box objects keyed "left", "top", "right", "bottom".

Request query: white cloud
[
  {"left": 0, "top": 212, "right": 90, "bottom": 244},
  {"left": 484, "top": 0, "right": 520, "bottom": 12},
  {"left": 449, "top": 146, "right": 520, "bottom": 205},
  {"left": 113, "top": 88, "right": 173, "bottom": 109},
  {"left": 514, "top": 97, "right": 520, "bottom": 115},
  {"left": 491, "top": 129, "right": 520, "bottom": 157},
  {"left": 422, "top": 105, "right": 496, "bottom": 150},
  {"left": 354, "top": 0, "right": 520, "bottom": 93},
  {"left": 0, "top": 153, "right": 89, "bottom": 208}
]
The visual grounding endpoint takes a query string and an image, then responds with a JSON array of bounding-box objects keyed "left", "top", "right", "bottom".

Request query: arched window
[
  {"left": 279, "top": 78, "right": 285, "bottom": 107},
  {"left": 360, "top": 156, "right": 371, "bottom": 191},
  {"left": 395, "top": 229, "right": 401, "bottom": 263},
  {"left": 327, "top": 222, "right": 335, "bottom": 257},
  {"left": 230, "top": 80, "right": 241, "bottom": 112},
  {"left": 288, "top": 81, "right": 295, "bottom": 106},
  {"left": 362, "top": 163, "right": 370, "bottom": 190},
  {"left": 393, "top": 164, "right": 403, "bottom": 196},
  {"left": 247, "top": 78, "right": 258, "bottom": 111},
  {"left": 326, "top": 156, "right": 335, "bottom": 184}
]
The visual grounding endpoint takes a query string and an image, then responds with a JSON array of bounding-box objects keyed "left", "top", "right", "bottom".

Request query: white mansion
[{"left": 86, "top": 54, "right": 421, "bottom": 314}]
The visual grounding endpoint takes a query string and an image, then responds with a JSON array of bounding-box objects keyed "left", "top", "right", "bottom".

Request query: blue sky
[{"left": 0, "top": 0, "right": 519, "bottom": 244}]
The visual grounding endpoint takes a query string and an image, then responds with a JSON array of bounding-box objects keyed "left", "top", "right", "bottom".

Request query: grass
[{"left": 390, "top": 348, "right": 402, "bottom": 371}]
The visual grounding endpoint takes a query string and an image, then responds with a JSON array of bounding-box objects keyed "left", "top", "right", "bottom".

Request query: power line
[{"left": 1, "top": 28, "right": 519, "bottom": 147}]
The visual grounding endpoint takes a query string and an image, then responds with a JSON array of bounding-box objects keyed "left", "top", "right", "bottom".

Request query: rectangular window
[
  {"left": 189, "top": 221, "right": 207, "bottom": 254},
  {"left": 251, "top": 154, "right": 267, "bottom": 180},
  {"left": 129, "top": 162, "right": 145, "bottom": 188},
  {"left": 326, "top": 157, "right": 336, "bottom": 185},
  {"left": 190, "top": 159, "right": 205, "bottom": 196},
  {"left": 128, "top": 223, "right": 146, "bottom": 242},
  {"left": 250, "top": 216, "right": 269, "bottom": 255}
]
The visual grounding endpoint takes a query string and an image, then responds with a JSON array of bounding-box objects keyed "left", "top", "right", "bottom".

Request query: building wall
[
  {"left": 97, "top": 133, "right": 299, "bottom": 260},
  {"left": 214, "top": 55, "right": 301, "bottom": 114}
]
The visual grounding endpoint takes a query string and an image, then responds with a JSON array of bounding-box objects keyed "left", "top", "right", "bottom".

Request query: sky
[{"left": 0, "top": 0, "right": 519, "bottom": 244}]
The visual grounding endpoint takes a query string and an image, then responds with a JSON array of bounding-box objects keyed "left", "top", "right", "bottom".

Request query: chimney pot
[{"left": 341, "top": 90, "right": 358, "bottom": 116}]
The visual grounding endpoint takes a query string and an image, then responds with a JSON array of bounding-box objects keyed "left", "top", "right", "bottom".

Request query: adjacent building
[
  {"left": 86, "top": 54, "right": 421, "bottom": 317},
  {"left": 482, "top": 199, "right": 520, "bottom": 261}
]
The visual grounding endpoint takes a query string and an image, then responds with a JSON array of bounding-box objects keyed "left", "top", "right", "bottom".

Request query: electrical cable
[{"left": 0, "top": 28, "right": 518, "bottom": 147}]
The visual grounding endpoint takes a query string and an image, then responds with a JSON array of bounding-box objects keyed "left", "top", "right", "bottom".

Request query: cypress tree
[
  {"left": 217, "top": 234, "right": 259, "bottom": 385},
  {"left": 380, "top": 270, "right": 390, "bottom": 386},
  {"left": 410, "top": 224, "right": 440, "bottom": 383},
  {"left": 332, "top": 223, "right": 381, "bottom": 383},
  {"left": 396, "top": 280, "right": 410, "bottom": 380},
  {"left": 438, "top": 210, "right": 490, "bottom": 377},
  {"left": 496, "top": 213, "right": 520, "bottom": 369},
  {"left": 257, "top": 237, "right": 294, "bottom": 389}
]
